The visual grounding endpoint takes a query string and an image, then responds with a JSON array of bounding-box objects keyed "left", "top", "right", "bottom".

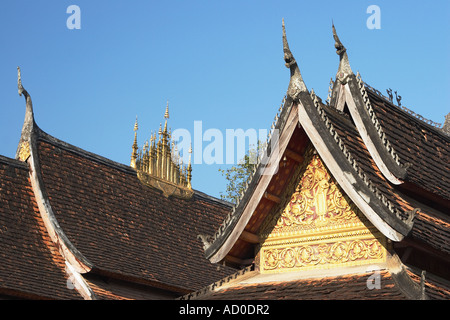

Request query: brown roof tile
[
  {"left": 367, "top": 90, "right": 450, "bottom": 200},
  {"left": 0, "top": 155, "right": 82, "bottom": 299},
  {"left": 191, "top": 271, "right": 407, "bottom": 300},
  {"left": 35, "top": 136, "right": 235, "bottom": 293}
]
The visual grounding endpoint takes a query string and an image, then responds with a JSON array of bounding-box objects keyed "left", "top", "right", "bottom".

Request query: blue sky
[{"left": 1, "top": 1, "right": 449, "bottom": 199}]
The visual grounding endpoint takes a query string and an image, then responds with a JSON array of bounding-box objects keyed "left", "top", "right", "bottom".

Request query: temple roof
[
  {"left": 0, "top": 155, "right": 82, "bottom": 299},
  {"left": 34, "top": 129, "right": 234, "bottom": 293},
  {"left": 182, "top": 265, "right": 450, "bottom": 300},
  {"left": 200, "top": 21, "right": 449, "bottom": 300},
  {"left": 2, "top": 68, "right": 236, "bottom": 299}
]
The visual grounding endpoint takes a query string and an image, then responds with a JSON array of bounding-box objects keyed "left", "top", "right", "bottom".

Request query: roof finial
[
  {"left": 164, "top": 100, "right": 169, "bottom": 119},
  {"left": 163, "top": 101, "right": 169, "bottom": 135},
  {"left": 332, "top": 23, "right": 353, "bottom": 84},
  {"left": 131, "top": 116, "right": 139, "bottom": 168},
  {"left": 282, "top": 18, "right": 307, "bottom": 100},
  {"left": 16, "top": 67, "right": 36, "bottom": 161},
  {"left": 187, "top": 143, "right": 192, "bottom": 189}
]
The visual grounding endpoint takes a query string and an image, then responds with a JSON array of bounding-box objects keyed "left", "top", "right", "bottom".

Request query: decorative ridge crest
[
  {"left": 309, "top": 89, "right": 415, "bottom": 229},
  {"left": 362, "top": 77, "right": 446, "bottom": 133},
  {"left": 283, "top": 18, "right": 307, "bottom": 100},
  {"left": 332, "top": 23, "right": 353, "bottom": 84},
  {"left": 131, "top": 103, "right": 193, "bottom": 199},
  {"left": 355, "top": 72, "right": 405, "bottom": 169}
]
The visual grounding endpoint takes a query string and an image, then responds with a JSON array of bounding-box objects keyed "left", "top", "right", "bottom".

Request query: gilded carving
[
  {"left": 18, "top": 141, "right": 31, "bottom": 162},
  {"left": 259, "top": 152, "right": 387, "bottom": 273}
]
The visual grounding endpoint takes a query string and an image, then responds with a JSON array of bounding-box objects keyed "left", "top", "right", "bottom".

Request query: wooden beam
[
  {"left": 284, "top": 148, "right": 304, "bottom": 163},
  {"left": 224, "top": 255, "right": 254, "bottom": 266},
  {"left": 263, "top": 191, "right": 281, "bottom": 204},
  {"left": 239, "top": 230, "right": 260, "bottom": 244}
]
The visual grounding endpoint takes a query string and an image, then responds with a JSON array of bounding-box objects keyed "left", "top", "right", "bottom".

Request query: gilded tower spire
[
  {"left": 187, "top": 143, "right": 192, "bottom": 189},
  {"left": 131, "top": 102, "right": 193, "bottom": 198},
  {"left": 130, "top": 116, "right": 139, "bottom": 168}
]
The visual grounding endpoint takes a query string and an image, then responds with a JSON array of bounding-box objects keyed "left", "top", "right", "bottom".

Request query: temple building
[
  {"left": 0, "top": 69, "right": 235, "bottom": 299},
  {"left": 0, "top": 21, "right": 449, "bottom": 300},
  {"left": 182, "top": 21, "right": 450, "bottom": 300}
]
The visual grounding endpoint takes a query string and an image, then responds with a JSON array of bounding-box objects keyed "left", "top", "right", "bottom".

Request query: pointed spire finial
[
  {"left": 17, "top": 67, "right": 24, "bottom": 96},
  {"left": 282, "top": 19, "right": 307, "bottom": 100},
  {"left": 134, "top": 116, "right": 138, "bottom": 132},
  {"left": 331, "top": 23, "right": 353, "bottom": 84},
  {"left": 164, "top": 100, "right": 169, "bottom": 119},
  {"left": 15, "top": 66, "right": 36, "bottom": 161},
  {"left": 187, "top": 143, "right": 193, "bottom": 189},
  {"left": 131, "top": 116, "right": 139, "bottom": 169}
]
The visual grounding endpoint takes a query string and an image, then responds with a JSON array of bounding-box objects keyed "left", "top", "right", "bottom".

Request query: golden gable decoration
[
  {"left": 258, "top": 151, "right": 387, "bottom": 273},
  {"left": 130, "top": 102, "right": 193, "bottom": 199}
]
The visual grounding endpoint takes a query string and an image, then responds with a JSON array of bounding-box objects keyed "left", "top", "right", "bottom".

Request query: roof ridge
[
  {"left": 0, "top": 154, "right": 29, "bottom": 169},
  {"left": 38, "top": 127, "right": 228, "bottom": 203},
  {"left": 362, "top": 80, "right": 449, "bottom": 141},
  {"left": 309, "top": 90, "right": 415, "bottom": 228},
  {"left": 37, "top": 128, "right": 139, "bottom": 175},
  {"left": 354, "top": 74, "right": 405, "bottom": 171}
]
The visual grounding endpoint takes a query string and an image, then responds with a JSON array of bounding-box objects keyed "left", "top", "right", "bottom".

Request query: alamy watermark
[
  {"left": 366, "top": 5, "right": 381, "bottom": 30},
  {"left": 366, "top": 265, "right": 382, "bottom": 290},
  {"left": 66, "top": 5, "right": 81, "bottom": 30},
  {"left": 171, "top": 121, "right": 280, "bottom": 175}
]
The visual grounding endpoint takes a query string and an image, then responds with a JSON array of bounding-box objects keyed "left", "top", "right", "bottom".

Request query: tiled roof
[
  {"left": 321, "top": 104, "right": 414, "bottom": 217},
  {"left": 189, "top": 271, "right": 408, "bottom": 300},
  {"left": 366, "top": 88, "right": 450, "bottom": 200},
  {"left": 0, "top": 155, "right": 82, "bottom": 299},
  {"left": 320, "top": 101, "right": 450, "bottom": 256},
  {"left": 34, "top": 133, "right": 235, "bottom": 293}
]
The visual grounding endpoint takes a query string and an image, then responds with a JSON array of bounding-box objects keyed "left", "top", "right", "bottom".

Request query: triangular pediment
[{"left": 257, "top": 147, "right": 387, "bottom": 274}]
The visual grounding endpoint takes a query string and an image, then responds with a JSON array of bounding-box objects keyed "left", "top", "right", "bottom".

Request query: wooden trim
[
  {"left": 224, "top": 255, "right": 254, "bottom": 266},
  {"left": 208, "top": 104, "right": 299, "bottom": 263},
  {"left": 263, "top": 191, "right": 281, "bottom": 204},
  {"left": 239, "top": 230, "right": 260, "bottom": 244}
]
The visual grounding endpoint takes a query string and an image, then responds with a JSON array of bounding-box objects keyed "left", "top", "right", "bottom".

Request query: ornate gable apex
[
  {"left": 258, "top": 147, "right": 387, "bottom": 274},
  {"left": 205, "top": 21, "right": 416, "bottom": 268}
]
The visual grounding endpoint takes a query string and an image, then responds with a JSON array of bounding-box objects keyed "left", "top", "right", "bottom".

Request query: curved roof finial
[
  {"left": 16, "top": 67, "right": 36, "bottom": 160},
  {"left": 164, "top": 100, "right": 169, "bottom": 119},
  {"left": 282, "top": 18, "right": 307, "bottom": 100},
  {"left": 332, "top": 23, "right": 353, "bottom": 84}
]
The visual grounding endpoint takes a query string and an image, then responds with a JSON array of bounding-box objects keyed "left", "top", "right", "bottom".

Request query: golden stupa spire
[
  {"left": 130, "top": 116, "right": 139, "bottom": 168},
  {"left": 187, "top": 143, "right": 193, "bottom": 189},
  {"left": 163, "top": 100, "right": 169, "bottom": 135},
  {"left": 131, "top": 101, "right": 193, "bottom": 198}
]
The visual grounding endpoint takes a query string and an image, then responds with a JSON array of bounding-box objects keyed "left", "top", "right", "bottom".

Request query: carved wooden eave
[
  {"left": 205, "top": 22, "right": 416, "bottom": 267},
  {"left": 15, "top": 68, "right": 97, "bottom": 300},
  {"left": 328, "top": 26, "right": 408, "bottom": 186}
]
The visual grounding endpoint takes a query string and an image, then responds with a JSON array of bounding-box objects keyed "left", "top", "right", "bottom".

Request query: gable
[{"left": 257, "top": 147, "right": 387, "bottom": 274}]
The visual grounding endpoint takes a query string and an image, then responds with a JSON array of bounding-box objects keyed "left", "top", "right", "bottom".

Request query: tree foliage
[{"left": 219, "top": 145, "right": 263, "bottom": 204}]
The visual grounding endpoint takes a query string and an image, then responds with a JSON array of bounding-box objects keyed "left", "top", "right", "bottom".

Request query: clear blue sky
[{"left": 1, "top": 1, "right": 449, "bottom": 199}]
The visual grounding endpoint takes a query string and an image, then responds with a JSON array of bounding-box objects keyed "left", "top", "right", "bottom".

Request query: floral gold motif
[
  {"left": 259, "top": 153, "right": 386, "bottom": 273},
  {"left": 18, "top": 141, "right": 31, "bottom": 162}
]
